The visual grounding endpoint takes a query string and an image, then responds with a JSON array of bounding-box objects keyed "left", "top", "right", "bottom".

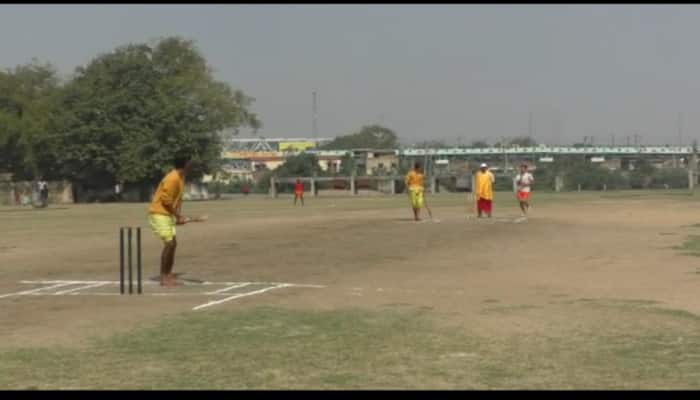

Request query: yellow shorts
[
  {"left": 409, "top": 188, "right": 424, "bottom": 209},
  {"left": 148, "top": 213, "right": 176, "bottom": 243}
]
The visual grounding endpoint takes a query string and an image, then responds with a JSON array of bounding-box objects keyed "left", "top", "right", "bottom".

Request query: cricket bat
[
  {"left": 423, "top": 196, "right": 434, "bottom": 220},
  {"left": 178, "top": 215, "right": 209, "bottom": 225}
]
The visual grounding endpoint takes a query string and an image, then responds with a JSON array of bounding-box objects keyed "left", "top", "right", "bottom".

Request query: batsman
[{"left": 147, "top": 155, "right": 204, "bottom": 287}]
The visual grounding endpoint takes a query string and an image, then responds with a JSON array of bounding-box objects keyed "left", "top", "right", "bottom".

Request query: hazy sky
[{"left": 2, "top": 4, "right": 700, "bottom": 146}]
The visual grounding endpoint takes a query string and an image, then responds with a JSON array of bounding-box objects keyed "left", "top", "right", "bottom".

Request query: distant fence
[
  {"left": 0, "top": 180, "right": 211, "bottom": 206},
  {"left": 268, "top": 169, "right": 700, "bottom": 198},
  {"left": 268, "top": 175, "right": 469, "bottom": 198},
  {"left": 0, "top": 180, "right": 74, "bottom": 206}
]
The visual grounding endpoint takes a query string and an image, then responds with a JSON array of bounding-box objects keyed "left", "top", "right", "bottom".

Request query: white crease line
[
  {"left": 53, "top": 282, "right": 110, "bottom": 295},
  {"left": 205, "top": 282, "right": 251, "bottom": 295},
  {"left": 11, "top": 292, "right": 280, "bottom": 297},
  {"left": 67, "top": 292, "right": 249, "bottom": 296},
  {"left": 21, "top": 280, "right": 112, "bottom": 285},
  {"left": 0, "top": 282, "right": 77, "bottom": 299},
  {"left": 193, "top": 284, "right": 290, "bottom": 311},
  {"left": 20, "top": 280, "right": 326, "bottom": 288},
  {"left": 286, "top": 284, "right": 326, "bottom": 289}
]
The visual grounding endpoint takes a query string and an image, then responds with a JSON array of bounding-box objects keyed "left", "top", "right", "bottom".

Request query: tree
[
  {"left": 274, "top": 152, "right": 323, "bottom": 177},
  {"left": 470, "top": 140, "right": 489, "bottom": 148},
  {"left": 508, "top": 136, "right": 537, "bottom": 147},
  {"left": 338, "top": 152, "right": 356, "bottom": 176},
  {"left": 48, "top": 37, "right": 261, "bottom": 194},
  {"left": 0, "top": 60, "right": 60, "bottom": 180},
  {"left": 255, "top": 152, "right": 323, "bottom": 193},
  {"left": 628, "top": 158, "right": 655, "bottom": 189},
  {"left": 414, "top": 140, "right": 449, "bottom": 149},
  {"left": 322, "top": 124, "right": 398, "bottom": 150}
]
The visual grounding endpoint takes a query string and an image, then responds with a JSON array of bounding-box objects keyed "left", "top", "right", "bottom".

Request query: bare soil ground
[{"left": 2, "top": 191, "right": 700, "bottom": 388}]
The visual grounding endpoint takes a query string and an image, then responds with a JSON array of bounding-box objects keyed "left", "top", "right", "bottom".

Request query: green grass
[
  {"left": 2, "top": 304, "right": 700, "bottom": 389},
  {"left": 598, "top": 189, "right": 695, "bottom": 200},
  {"left": 674, "top": 235, "right": 700, "bottom": 257}
]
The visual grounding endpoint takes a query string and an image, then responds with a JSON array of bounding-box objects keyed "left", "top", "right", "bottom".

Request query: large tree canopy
[
  {"left": 501, "top": 136, "right": 537, "bottom": 147},
  {"left": 322, "top": 124, "right": 399, "bottom": 150},
  {"left": 470, "top": 140, "right": 489, "bottom": 149},
  {"left": 274, "top": 153, "right": 324, "bottom": 177},
  {"left": 0, "top": 60, "right": 60, "bottom": 180},
  {"left": 47, "top": 37, "right": 260, "bottom": 187}
]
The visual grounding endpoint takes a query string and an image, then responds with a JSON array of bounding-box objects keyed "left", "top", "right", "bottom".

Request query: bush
[{"left": 650, "top": 168, "right": 687, "bottom": 189}]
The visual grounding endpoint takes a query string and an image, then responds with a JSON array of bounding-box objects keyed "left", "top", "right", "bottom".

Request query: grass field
[{"left": 2, "top": 191, "right": 700, "bottom": 389}]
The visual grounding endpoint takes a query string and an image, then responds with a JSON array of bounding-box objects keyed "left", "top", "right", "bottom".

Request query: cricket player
[
  {"left": 294, "top": 178, "right": 304, "bottom": 206},
  {"left": 405, "top": 162, "right": 425, "bottom": 221},
  {"left": 514, "top": 163, "right": 534, "bottom": 218},
  {"left": 475, "top": 163, "right": 495, "bottom": 218},
  {"left": 148, "top": 155, "right": 192, "bottom": 287}
]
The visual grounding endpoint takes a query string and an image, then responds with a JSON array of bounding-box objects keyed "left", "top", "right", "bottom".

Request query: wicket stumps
[{"left": 119, "top": 226, "right": 142, "bottom": 295}]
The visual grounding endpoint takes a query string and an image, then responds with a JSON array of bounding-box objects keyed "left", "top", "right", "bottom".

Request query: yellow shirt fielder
[
  {"left": 475, "top": 163, "right": 495, "bottom": 217},
  {"left": 475, "top": 169, "right": 494, "bottom": 201}
]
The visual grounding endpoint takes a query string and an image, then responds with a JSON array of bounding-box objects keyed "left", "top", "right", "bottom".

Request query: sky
[{"left": 2, "top": 4, "right": 700, "bottom": 146}]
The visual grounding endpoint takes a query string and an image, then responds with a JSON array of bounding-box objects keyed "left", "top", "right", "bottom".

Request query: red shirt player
[{"left": 294, "top": 178, "right": 304, "bottom": 207}]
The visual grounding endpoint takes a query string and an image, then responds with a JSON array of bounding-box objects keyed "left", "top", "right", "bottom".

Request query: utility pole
[
  {"left": 690, "top": 139, "right": 699, "bottom": 193},
  {"left": 528, "top": 112, "right": 533, "bottom": 138},
  {"left": 502, "top": 136, "right": 508, "bottom": 172},
  {"left": 423, "top": 141, "right": 429, "bottom": 179},
  {"left": 678, "top": 112, "right": 684, "bottom": 148},
  {"left": 312, "top": 91, "right": 318, "bottom": 139}
]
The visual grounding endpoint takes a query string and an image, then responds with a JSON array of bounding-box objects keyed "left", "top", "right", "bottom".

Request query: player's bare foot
[
  {"left": 163, "top": 277, "right": 179, "bottom": 288},
  {"left": 160, "top": 274, "right": 179, "bottom": 287}
]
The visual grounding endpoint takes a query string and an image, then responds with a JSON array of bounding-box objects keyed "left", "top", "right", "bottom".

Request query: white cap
[{"left": 480, "top": 163, "right": 488, "bottom": 168}]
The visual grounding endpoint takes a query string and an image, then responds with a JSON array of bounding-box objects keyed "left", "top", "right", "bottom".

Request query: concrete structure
[
  {"left": 218, "top": 143, "right": 699, "bottom": 188},
  {"left": 270, "top": 175, "right": 405, "bottom": 198},
  {"left": 225, "top": 137, "right": 333, "bottom": 152},
  {"left": 362, "top": 150, "right": 399, "bottom": 176},
  {"left": 0, "top": 179, "right": 74, "bottom": 206}
]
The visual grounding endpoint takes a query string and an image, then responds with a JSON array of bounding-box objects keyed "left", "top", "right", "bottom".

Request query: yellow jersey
[
  {"left": 405, "top": 169, "right": 425, "bottom": 191},
  {"left": 475, "top": 170, "right": 495, "bottom": 200},
  {"left": 148, "top": 170, "right": 185, "bottom": 216}
]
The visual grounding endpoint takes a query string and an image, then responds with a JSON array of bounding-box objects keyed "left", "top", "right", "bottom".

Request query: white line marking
[
  {"left": 21, "top": 280, "right": 111, "bottom": 285},
  {"left": 66, "top": 292, "right": 249, "bottom": 297},
  {"left": 192, "top": 284, "right": 290, "bottom": 311},
  {"left": 4, "top": 291, "right": 296, "bottom": 297},
  {"left": 0, "top": 282, "right": 77, "bottom": 299},
  {"left": 286, "top": 283, "right": 326, "bottom": 289},
  {"left": 53, "top": 282, "right": 110, "bottom": 295},
  {"left": 205, "top": 282, "right": 251, "bottom": 295},
  {"left": 19, "top": 280, "right": 325, "bottom": 288}
]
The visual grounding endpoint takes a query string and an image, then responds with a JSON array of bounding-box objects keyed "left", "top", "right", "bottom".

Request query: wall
[
  {"left": 366, "top": 154, "right": 398, "bottom": 175},
  {"left": 0, "top": 180, "right": 74, "bottom": 206}
]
